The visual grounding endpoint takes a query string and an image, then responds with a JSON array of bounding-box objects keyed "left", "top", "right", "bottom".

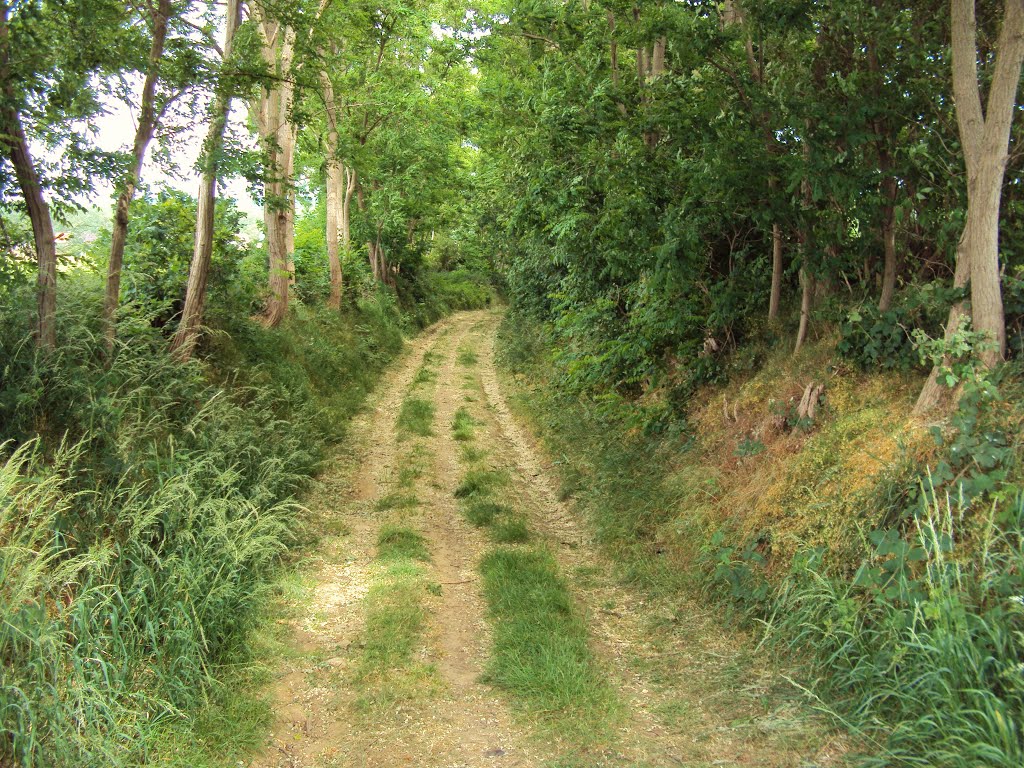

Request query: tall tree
[
  {"left": 252, "top": 1, "right": 296, "bottom": 327},
  {"left": 917, "top": 0, "right": 1024, "bottom": 410},
  {"left": 322, "top": 61, "right": 345, "bottom": 309},
  {"left": 170, "top": 0, "right": 243, "bottom": 360},
  {"left": 952, "top": 0, "right": 1024, "bottom": 364},
  {"left": 0, "top": 2, "right": 57, "bottom": 349},
  {"left": 102, "top": 0, "right": 173, "bottom": 354}
]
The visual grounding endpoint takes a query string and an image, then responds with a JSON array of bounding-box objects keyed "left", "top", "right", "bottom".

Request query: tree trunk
[
  {"left": 253, "top": 9, "right": 295, "bottom": 328},
  {"left": 285, "top": 121, "right": 297, "bottom": 288},
  {"left": 866, "top": 32, "right": 900, "bottom": 314},
  {"left": 878, "top": 173, "right": 898, "bottom": 311},
  {"left": 170, "top": 0, "right": 242, "bottom": 361},
  {"left": 103, "top": 0, "right": 172, "bottom": 354},
  {"left": 914, "top": 239, "right": 971, "bottom": 413},
  {"left": 953, "top": 0, "right": 1024, "bottom": 365},
  {"left": 0, "top": 4, "right": 57, "bottom": 350},
  {"left": 918, "top": 0, "right": 1024, "bottom": 411},
  {"left": 651, "top": 36, "right": 665, "bottom": 78},
  {"left": 768, "top": 222, "right": 783, "bottom": 321},
  {"left": 342, "top": 165, "right": 356, "bottom": 252},
  {"left": 794, "top": 267, "right": 814, "bottom": 353},
  {"left": 322, "top": 68, "right": 343, "bottom": 310},
  {"left": 368, "top": 240, "right": 378, "bottom": 282}
]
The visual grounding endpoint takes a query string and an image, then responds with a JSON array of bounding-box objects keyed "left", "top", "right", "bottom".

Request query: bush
[{"left": 838, "top": 282, "right": 963, "bottom": 371}]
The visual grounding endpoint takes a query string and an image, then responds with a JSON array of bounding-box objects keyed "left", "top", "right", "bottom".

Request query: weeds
[
  {"left": 457, "top": 346, "right": 479, "bottom": 366},
  {"left": 452, "top": 407, "right": 477, "bottom": 441},
  {"left": 397, "top": 397, "right": 435, "bottom": 438}
]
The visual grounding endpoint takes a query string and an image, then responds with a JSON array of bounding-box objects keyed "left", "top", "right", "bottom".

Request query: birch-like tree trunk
[
  {"left": 0, "top": 2, "right": 58, "bottom": 350},
  {"left": 342, "top": 165, "right": 356, "bottom": 253},
  {"left": 102, "top": 0, "right": 172, "bottom": 354},
  {"left": 253, "top": 5, "right": 296, "bottom": 327},
  {"left": 322, "top": 67, "right": 344, "bottom": 310},
  {"left": 170, "top": 0, "right": 242, "bottom": 361},
  {"left": 917, "top": 0, "right": 1024, "bottom": 411}
]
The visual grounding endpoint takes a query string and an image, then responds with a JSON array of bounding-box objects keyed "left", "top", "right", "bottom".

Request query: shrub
[{"left": 838, "top": 283, "right": 962, "bottom": 372}]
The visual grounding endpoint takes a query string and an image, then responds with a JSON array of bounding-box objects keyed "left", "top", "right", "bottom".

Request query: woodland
[{"left": 2, "top": 0, "right": 1024, "bottom": 766}]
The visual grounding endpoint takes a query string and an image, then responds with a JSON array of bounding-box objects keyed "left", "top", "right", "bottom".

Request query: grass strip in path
[
  {"left": 480, "top": 547, "right": 618, "bottom": 736},
  {"left": 454, "top": 467, "right": 508, "bottom": 498},
  {"left": 452, "top": 406, "right": 477, "bottom": 441},
  {"left": 353, "top": 527, "right": 438, "bottom": 711},
  {"left": 397, "top": 396, "right": 435, "bottom": 438}
]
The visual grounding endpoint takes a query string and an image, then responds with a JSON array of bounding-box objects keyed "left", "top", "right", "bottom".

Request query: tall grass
[
  {"left": 766, "top": 493, "right": 1024, "bottom": 767},
  {"left": 0, "top": 440, "right": 298, "bottom": 766},
  {"left": 0, "top": 281, "right": 412, "bottom": 766}
]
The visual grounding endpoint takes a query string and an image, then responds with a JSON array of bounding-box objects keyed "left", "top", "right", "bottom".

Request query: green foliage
[
  {"left": 838, "top": 284, "right": 962, "bottom": 372},
  {"left": 114, "top": 190, "right": 255, "bottom": 324},
  {"left": 396, "top": 269, "right": 496, "bottom": 330},
  {"left": 929, "top": 376, "right": 1018, "bottom": 507}
]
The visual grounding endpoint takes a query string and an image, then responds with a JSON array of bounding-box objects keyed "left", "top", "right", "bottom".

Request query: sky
[{"left": 87, "top": 88, "right": 263, "bottom": 221}]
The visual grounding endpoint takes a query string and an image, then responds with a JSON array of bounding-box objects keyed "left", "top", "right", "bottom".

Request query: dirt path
[
  {"left": 252, "top": 312, "right": 545, "bottom": 768},
  {"left": 251, "top": 309, "right": 844, "bottom": 768}
]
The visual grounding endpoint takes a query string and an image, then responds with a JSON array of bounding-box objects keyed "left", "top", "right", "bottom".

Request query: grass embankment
[
  {"left": 450, "top": 344, "right": 616, "bottom": 738},
  {"left": 496, "top": 312, "right": 1024, "bottom": 767},
  {"left": 0, "top": 272, "right": 488, "bottom": 767}
]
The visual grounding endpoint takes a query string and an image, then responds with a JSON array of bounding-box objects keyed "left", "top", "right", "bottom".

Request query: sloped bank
[
  {"left": 496, "top": 311, "right": 1024, "bottom": 768},
  {"left": 0, "top": 276, "right": 492, "bottom": 768}
]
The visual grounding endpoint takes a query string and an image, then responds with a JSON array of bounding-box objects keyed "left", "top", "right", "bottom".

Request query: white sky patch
[
  {"left": 82, "top": 85, "right": 262, "bottom": 221},
  {"left": 41, "top": 5, "right": 263, "bottom": 225}
]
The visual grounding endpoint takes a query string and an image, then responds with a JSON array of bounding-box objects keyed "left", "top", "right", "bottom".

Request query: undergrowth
[
  {"left": 497, "top": 310, "right": 1024, "bottom": 766},
  {"left": 0, "top": 278, "right": 418, "bottom": 766}
]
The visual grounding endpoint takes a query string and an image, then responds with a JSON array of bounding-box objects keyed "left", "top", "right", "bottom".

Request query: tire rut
[
  {"left": 473, "top": 311, "right": 844, "bottom": 768},
  {"left": 253, "top": 312, "right": 542, "bottom": 768}
]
